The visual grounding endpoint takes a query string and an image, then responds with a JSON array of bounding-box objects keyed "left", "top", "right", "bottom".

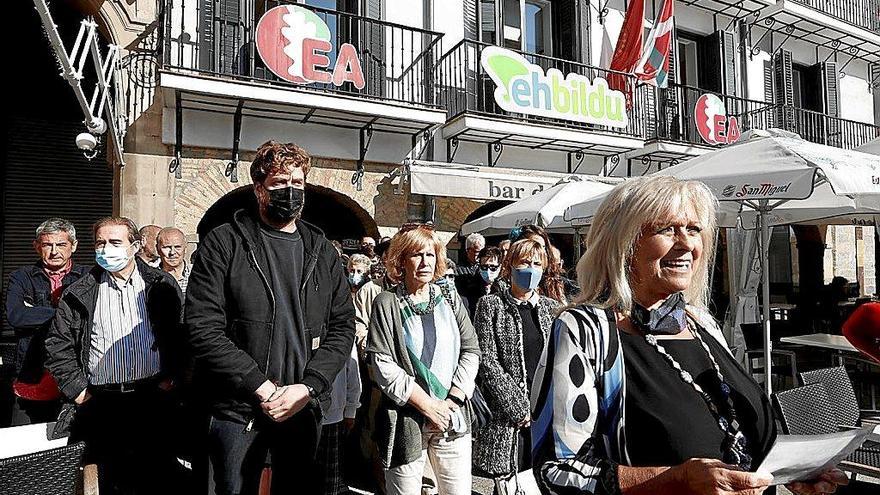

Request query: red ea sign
[
  {"left": 255, "top": 5, "right": 365, "bottom": 89},
  {"left": 695, "top": 93, "right": 741, "bottom": 145}
]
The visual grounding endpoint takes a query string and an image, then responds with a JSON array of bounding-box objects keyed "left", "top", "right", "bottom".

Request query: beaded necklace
[
  {"left": 643, "top": 324, "right": 752, "bottom": 470},
  {"left": 401, "top": 284, "right": 437, "bottom": 315}
]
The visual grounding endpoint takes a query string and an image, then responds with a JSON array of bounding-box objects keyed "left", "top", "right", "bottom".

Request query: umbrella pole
[{"left": 759, "top": 206, "right": 773, "bottom": 396}]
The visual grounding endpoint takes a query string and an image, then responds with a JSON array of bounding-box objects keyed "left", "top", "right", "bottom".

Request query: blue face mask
[
  {"left": 479, "top": 267, "right": 499, "bottom": 284},
  {"left": 95, "top": 244, "right": 134, "bottom": 273},
  {"left": 512, "top": 266, "right": 543, "bottom": 291}
]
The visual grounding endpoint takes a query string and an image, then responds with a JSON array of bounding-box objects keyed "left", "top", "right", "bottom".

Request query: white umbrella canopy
[
  {"left": 461, "top": 175, "right": 620, "bottom": 236},
  {"left": 563, "top": 131, "right": 880, "bottom": 395},
  {"left": 857, "top": 137, "right": 880, "bottom": 155}
]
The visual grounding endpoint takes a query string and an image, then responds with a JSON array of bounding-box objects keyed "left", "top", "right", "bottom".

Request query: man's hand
[
  {"left": 158, "top": 378, "right": 175, "bottom": 392},
  {"left": 261, "top": 384, "right": 311, "bottom": 422},
  {"left": 786, "top": 468, "right": 849, "bottom": 495},
  {"left": 74, "top": 389, "right": 91, "bottom": 405},
  {"left": 343, "top": 417, "right": 356, "bottom": 432},
  {"left": 255, "top": 380, "right": 277, "bottom": 402}
]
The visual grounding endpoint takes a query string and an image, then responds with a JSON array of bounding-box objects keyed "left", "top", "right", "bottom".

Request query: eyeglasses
[
  {"left": 399, "top": 222, "right": 435, "bottom": 233},
  {"left": 444, "top": 274, "right": 456, "bottom": 280},
  {"left": 479, "top": 264, "right": 500, "bottom": 271}
]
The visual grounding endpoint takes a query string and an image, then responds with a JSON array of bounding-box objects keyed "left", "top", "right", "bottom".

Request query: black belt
[{"left": 90, "top": 376, "right": 162, "bottom": 394}]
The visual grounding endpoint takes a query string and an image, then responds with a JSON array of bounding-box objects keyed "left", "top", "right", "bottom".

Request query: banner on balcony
[
  {"left": 256, "top": 5, "right": 365, "bottom": 89},
  {"left": 695, "top": 94, "right": 741, "bottom": 145},
  {"left": 480, "top": 46, "right": 628, "bottom": 128}
]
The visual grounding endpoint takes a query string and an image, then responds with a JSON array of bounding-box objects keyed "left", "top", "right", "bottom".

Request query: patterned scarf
[{"left": 399, "top": 288, "right": 461, "bottom": 400}]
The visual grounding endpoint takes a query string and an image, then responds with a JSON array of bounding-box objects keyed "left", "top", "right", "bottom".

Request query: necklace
[
  {"left": 643, "top": 325, "right": 752, "bottom": 470},
  {"left": 402, "top": 284, "right": 437, "bottom": 316}
]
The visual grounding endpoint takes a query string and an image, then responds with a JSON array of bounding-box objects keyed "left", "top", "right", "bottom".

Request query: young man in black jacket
[
  {"left": 45, "top": 217, "right": 184, "bottom": 495},
  {"left": 185, "top": 140, "right": 355, "bottom": 495}
]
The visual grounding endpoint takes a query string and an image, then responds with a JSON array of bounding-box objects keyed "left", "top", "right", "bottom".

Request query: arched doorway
[{"left": 197, "top": 184, "right": 379, "bottom": 245}]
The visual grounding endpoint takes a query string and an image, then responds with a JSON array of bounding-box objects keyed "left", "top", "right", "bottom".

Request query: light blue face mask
[
  {"left": 95, "top": 244, "right": 134, "bottom": 273},
  {"left": 479, "top": 267, "right": 499, "bottom": 284},
  {"left": 512, "top": 266, "right": 543, "bottom": 291},
  {"left": 348, "top": 272, "right": 365, "bottom": 287}
]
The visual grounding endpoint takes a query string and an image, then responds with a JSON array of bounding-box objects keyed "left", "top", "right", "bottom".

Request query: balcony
[
  {"left": 787, "top": 0, "right": 880, "bottom": 34},
  {"left": 767, "top": 105, "right": 880, "bottom": 148},
  {"left": 160, "top": 0, "right": 446, "bottom": 135},
  {"left": 435, "top": 39, "right": 647, "bottom": 158}
]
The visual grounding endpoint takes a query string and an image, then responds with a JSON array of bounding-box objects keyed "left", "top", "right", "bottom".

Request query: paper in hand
[{"left": 756, "top": 427, "right": 872, "bottom": 485}]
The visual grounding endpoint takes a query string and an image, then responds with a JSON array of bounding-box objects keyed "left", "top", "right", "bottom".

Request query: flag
[
  {"left": 635, "top": 0, "right": 675, "bottom": 88},
  {"left": 606, "top": 0, "right": 645, "bottom": 96}
]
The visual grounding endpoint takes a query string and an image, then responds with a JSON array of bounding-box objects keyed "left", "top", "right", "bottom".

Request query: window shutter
[
  {"left": 763, "top": 59, "right": 775, "bottom": 127},
  {"left": 659, "top": 31, "right": 680, "bottom": 139},
  {"left": 553, "top": 0, "right": 576, "bottom": 61},
  {"left": 198, "top": 0, "right": 215, "bottom": 71},
  {"left": 215, "top": 0, "right": 247, "bottom": 75},
  {"left": 479, "top": 0, "right": 496, "bottom": 43},
  {"left": 577, "top": 0, "right": 591, "bottom": 64},
  {"left": 698, "top": 30, "right": 736, "bottom": 95},
  {"left": 822, "top": 61, "right": 841, "bottom": 147},
  {"left": 721, "top": 30, "right": 737, "bottom": 96},
  {"left": 774, "top": 49, "right": 794, "bottom": 132},
  {"left": 364, "top": 0, "right": 385, "bottom": 98},
  {"left": 464, "top": 0, "right": 478, "bottom": 40}
]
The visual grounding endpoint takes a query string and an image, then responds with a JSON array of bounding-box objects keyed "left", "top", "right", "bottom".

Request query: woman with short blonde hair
[
  {"left": 474, "top": 238, "right": 559, "bottom": 486},
  {"left": 366, "top": 224, "right": 480, "bottom": 495},
  {"left": 531, "top": 176, "right": 846, "bottom": 495}
]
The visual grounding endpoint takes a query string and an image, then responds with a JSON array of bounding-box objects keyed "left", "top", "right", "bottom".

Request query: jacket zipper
[{"left": 248, "top": 250, "right": 276, "bottom": 374}]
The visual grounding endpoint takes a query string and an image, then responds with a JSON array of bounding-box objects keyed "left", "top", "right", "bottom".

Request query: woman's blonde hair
[
  {"left": 501, "top": 239, "right": 547, "bottom": 281},
  {"left": 574, "top": 176, "right": 718, "bottom": 314},
  {"left": 385, "top": 226, "right": 448, "bottom": 284}
]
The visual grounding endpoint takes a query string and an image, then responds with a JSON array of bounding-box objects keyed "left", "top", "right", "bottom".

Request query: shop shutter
[
  {"left": 464, "top": 0, "right": 478, "bottom": 40},
  {"left": 773, "top": 49, "right": 795, "bottom": 132},
  {"left": 2, "top": 118, "right": 113, "bottom": 335}
]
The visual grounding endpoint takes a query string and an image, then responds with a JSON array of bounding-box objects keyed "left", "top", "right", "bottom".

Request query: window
[
  {"left": 677, "top": 38, "right": 699, "bottom": 88},
  {"left": 480, "top": 0, "right": 552, "bottom": 56},
  {"left": 524, "top": 0, "right": 551, "bottom": 55},
  {"left": 792, "top": 67, "right": 804, "bottom": 109}
]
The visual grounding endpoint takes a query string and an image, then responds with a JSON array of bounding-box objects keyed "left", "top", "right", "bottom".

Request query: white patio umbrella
[
  {"left": 564, "top": 131, "right": 880, "bottom": 395},
  {"left": 856, "top": 136, "right": 880, "bottom": 155},
  {"left": 460, "top": 175, "right": 620, "bottom": 236}
]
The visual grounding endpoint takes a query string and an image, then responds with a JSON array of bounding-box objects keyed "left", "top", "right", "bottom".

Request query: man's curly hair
[{"left": 250, "top": 140, "right": 311, "bottom": 184}]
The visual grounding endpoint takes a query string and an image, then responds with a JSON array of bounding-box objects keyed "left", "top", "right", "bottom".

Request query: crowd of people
[{"left": 3, "top": 140, "right": 852, "bottom": 495}]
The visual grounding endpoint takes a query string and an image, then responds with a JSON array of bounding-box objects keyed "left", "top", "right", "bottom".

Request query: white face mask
[{"left": 95, "top": 244, "right": 134, "bottom": 272}]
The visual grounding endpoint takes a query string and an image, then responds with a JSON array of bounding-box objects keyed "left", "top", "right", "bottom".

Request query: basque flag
[{"left": 635, "top": 0, "right": 674, "bottom": 88}]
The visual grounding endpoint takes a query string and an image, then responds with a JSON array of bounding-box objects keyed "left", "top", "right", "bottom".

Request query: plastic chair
[
  {"left": 800, "top": 366, "right": 880, "bottom": 428},
  {"left": 0, "top": 441, "right": 97, "bottom": 495}
]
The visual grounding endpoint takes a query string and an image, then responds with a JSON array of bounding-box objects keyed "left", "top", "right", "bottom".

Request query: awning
[{"left": 404, "top": 160, "right": 596, "bottom": 202}]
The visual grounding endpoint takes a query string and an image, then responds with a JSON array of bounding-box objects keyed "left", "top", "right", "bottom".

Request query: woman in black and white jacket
[{"left": 473, "top": 238, "right": 560, "bottom": 481}]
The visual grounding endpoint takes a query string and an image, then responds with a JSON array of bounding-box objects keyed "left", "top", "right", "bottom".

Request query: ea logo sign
[
  {"left": 695, "top": 94, "right": 741, "bottom": 145},
  {"left": 256, "top": 5, "right": 365, "bottom": 89}
]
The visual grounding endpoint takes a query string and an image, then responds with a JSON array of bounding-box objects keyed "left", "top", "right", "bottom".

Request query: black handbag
[{"left": 469, "top": 384, "right": 494, "bottom": 430}]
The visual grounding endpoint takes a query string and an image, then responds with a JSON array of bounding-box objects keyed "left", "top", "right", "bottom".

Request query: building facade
[{"left": 3, "top": 0, "right": 879, "bottom": 307}]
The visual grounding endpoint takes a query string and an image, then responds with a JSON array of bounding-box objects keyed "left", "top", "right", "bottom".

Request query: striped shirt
[
  {"left": 172, "top": 262, "right": 191, "bottom": 294},
  {"left": 87, "top": 269, "right": 161, "bottom": 385}
]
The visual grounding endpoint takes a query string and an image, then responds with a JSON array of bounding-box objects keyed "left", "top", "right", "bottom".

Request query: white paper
[{"left": 757, "top": 428, "right": 872, "bottom": 485}]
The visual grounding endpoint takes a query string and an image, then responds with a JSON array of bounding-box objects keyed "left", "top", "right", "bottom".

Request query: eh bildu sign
[
  {"left": 480, "top": 46, "right": 628, "bottom": 128},
  {"left": 256, "top": 5, "right": 365, "bottom": 88}
]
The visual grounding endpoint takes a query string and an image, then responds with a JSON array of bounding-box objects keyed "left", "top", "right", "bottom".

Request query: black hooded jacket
[{"left": 184, "top": 209, "right": 355, "bottom": 422}]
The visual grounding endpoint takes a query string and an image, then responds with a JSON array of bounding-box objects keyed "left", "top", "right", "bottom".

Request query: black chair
[
  {"left": 773, "top": 384, "right": 880, "bottom": 480},
  {"left": 0, "top": 441, "right": 97, "bottom": 495},
  {"left": 740, "top": 323, "right": 798, "bottom": 388},
  {"left": 800, "top": 366, "right": 880, "bottom": 428}
]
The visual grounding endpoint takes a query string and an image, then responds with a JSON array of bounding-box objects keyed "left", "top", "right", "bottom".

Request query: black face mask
[
  {"left": 265, "top": 186, "right": 304, "bottom": 222},
  {"left": 630, "top": 292, "right": 688, "bottom": 335}
]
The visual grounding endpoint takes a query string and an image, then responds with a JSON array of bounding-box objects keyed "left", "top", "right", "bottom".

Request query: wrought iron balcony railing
[
  {"left": 162, "top": 0, "right": 443, "bottom": 108},
  {"left": 789, "top": 0, "right": 880, "bottom": 34},
  {"left": 436, "top": 39, "right": 649, "bottom": 140}
]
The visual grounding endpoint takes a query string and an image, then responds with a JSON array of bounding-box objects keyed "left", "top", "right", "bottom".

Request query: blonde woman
[
  {"left": 531, "top": 177, "right": 847, "bottom": 495},
  {"left": 366, "top": 223, "right": 481, "bottom": 495},
  {"left": 473, "top": 239, "right": 560, "bottom": 486}
]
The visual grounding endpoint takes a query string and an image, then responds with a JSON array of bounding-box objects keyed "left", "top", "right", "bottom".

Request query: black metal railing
[
  {"left": 789, "top": 0, "right": 880, "bottom": 33},
  {"left": 162, "top": 0, "right": 443, "bottom": 108},
  {"left": 765, "top": 104, "right": 880, "bottom": 148},
  {"left": 650, "top": 83, "right": 776, "bottom": 144},
  {"left": 436, "top": 39, "right": 649, "bottom": 139}
]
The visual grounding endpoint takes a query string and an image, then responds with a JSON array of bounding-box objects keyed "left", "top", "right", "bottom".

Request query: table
[
  {"left": 780, "top": 334, "right": 859, "bottom": 354},
  {"left": 0, "top": 422, "right": 68, "bottom": 459}
]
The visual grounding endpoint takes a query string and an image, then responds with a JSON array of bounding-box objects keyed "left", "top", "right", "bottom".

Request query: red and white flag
[
  {"left": 605, "top": 0, "right": 645, "bottom": 97},
  {"left": 635, "top": 0, "right": 675, "bottom": 88}
]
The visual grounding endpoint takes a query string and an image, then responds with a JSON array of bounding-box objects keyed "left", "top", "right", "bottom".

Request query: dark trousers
[
  {"left": 70, "top": 386, "right": 184, "bottom": 495},
  {"left": 317, "top": 421, "right": 347, "bottom": 495},
  {"left": 206, "top": 404, "right": 323, "bottom": 495},
  {"left": 10, "top": 396, "right": 61, "bottom": 426}
]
